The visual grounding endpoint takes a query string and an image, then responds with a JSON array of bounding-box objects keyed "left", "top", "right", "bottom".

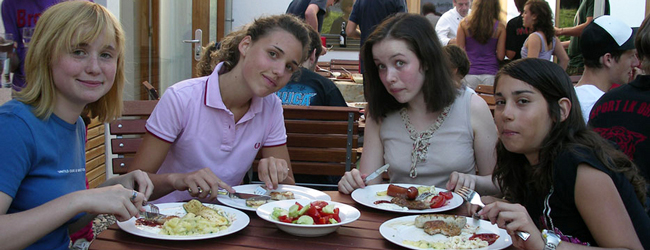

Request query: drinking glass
[
  {"left": 22, "top": 27, "right": 34, "bottom": 48},
  {"left": 0, "top": 33, "right": 14, "bottom": 88}
]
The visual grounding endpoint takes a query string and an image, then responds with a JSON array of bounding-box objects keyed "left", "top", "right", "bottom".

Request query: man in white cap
[{"left": 575, "top": 15, "right": 638, "bottom": 124}]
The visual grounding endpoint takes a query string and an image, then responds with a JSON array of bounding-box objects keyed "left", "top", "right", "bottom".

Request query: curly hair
[
  {"left": 526, "top": 0, "right": 555, "bottom": 47},
  {"left": 492, "top": 58, "right": 646, "bottom": 205},
  {"left": 362, "top": 13, "right": 456, "bottom": 121},
  {"left": 214, "top": 14, "right": 311, "bottom": 72},
  {"left": 195, "top": 41, "right": 220, "bottom": 77},
  {"left": 466, "top": 0, "right": 501, "bottom": 44}
]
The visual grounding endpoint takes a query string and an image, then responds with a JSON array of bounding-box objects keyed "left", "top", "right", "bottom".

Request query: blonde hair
[{"left": 16, "top": 1, "right": 125, "bottom": 123}]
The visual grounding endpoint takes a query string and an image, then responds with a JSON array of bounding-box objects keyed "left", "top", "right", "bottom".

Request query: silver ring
[
  {"left": 187, "top": 188, "right": 192, "bottom": 194},
  {"left": 130, "top": 190, "right": 137, "bottom": 202},
  {"left": 197, "top": 187, "right": 203, "bottom": 194}
]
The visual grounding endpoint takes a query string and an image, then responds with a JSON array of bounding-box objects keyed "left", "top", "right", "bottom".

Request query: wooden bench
[
  {"left": 475, "top": 84, "right": 495, "bottom": 115},
  {"left": 104, "top": 100, "right": 158, "bottom": 177},
  {"left": 250, "top": 105, "right": 361, "bottom": 188}
]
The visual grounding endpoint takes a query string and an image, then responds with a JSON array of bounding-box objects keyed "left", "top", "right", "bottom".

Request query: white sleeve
[{"left": 435, "top": 14, "right": 452, "bottom": 46}]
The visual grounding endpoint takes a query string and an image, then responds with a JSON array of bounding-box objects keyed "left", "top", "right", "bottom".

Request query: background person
[
  {"left": 0, "top": 2, "right": 153, "bottom": 249},
  {"left": 276, "top": 26, "right": 347, "bottom": 107},
  {"left": 421, "top": 2, "right": 441, "bottom": 29},
  {"left": 346, "top": 0, "right": 406, "bottom": 73},
  {"left": 435, "top": 0, "right": 470, "bottom": 46},
  {"left": 456, "top": 0, "right": 506, "bottom": 89},
  {"left": 481, "top": 58, "right": 649, "bottom": 250},
  {"left": 129, "top": 15, "right": 311, "bottom": 203},
  {"left": 338, "top": 13, "right": 499, "bottom": 196},
  {"left": 505, "top": 0, "right": 530, "bottom": 61},
  {"left": 575, "top": 15, "right": 638, "bottom": 124},
  {"left": 520, "top": 0, "right": 568, "bottom": 69},
  {"left": 286, "top": 0, "right": 339, "bottom": 55},
  {"left": 555, "top": 0, "right": 610, "bottom": 76},
  {"left": 589, "top": 14, "right": 650, "bottom": 216}
]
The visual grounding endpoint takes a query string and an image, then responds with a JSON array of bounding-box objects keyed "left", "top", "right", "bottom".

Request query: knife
[
  {"left": 218, "top": 190, "right": 272, "bottom": 201},
  {"left": 365, "top": 164, "right": 390, "bottom": 184}
]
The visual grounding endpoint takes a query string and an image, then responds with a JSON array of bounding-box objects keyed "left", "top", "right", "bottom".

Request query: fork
[
  {"left": 140, "top": 202, "right": 163, "bottom": 221},
  {"left": 456, "top": 186, "right": 531, "bottom": 241}
]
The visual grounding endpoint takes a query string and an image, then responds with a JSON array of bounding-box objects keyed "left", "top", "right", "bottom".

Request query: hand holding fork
[{"left": 456, "top": 186, "right": 531, "bottom": 241}]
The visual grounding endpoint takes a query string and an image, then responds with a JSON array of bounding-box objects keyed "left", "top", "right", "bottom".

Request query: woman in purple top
[
  {"left": 520, "top": 0, "right": 569, "bottom": 70},
  {"left": 456, "top": 0, "right": 506, "bottom": 90}
]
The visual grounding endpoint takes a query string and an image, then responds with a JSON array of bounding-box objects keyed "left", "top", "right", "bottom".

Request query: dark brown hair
[
  {"left": 493, "top": 58, "right": 646, "bottom": 205},
  {"left": 526, "top": 0, "right": 555, "bottom": 46},
  {"left": 362, "top": 13, "right": 456, "bottom": 121},
  {"left": 215, "top": 14, "right": 310, "bottom": 72}
]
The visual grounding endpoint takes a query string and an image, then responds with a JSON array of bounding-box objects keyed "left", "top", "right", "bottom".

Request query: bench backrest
[
  {"left": 105, "top": 100, "right": 158, "bottom": 176},
  {"left": 250, "top": 105, "right": 361, "bottom": 188},
  {"left": 475, "top": 84, "right": 495, "bottom": 115}
]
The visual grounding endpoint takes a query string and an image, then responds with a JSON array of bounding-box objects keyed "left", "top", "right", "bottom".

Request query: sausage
[
  {"left": 406, "top": 186, "right": 419, "bottom": 200},
  {"left": 387, "top": 184, "right": 408, "bottom": 198}
]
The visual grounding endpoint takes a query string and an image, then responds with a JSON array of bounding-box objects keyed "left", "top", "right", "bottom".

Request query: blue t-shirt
[
  {"left": 286, "top": 0, "right": 327, "bottom": 32},
  {"left": 0, "top": 100, "right": 86, "bottom": 250}
]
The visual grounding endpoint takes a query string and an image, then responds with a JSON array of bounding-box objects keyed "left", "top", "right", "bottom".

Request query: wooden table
[{"left": 89, "top": 191, "right": 497, "bottom": 250}]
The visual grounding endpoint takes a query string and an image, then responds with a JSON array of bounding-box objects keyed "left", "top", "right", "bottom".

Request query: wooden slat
[
  {"left": 88, "top": 171, "right": 105, "bottom": 188},
  {"left": 85, "top": 133, "right": 105, "bottom": 150},
  {"left": 111, "top": 138, "right": 143, "bottom": 154},
  {"left": 86, "top": 161, "right": 105, "bottom": 181},
  {"left": 330, "top": 59, "right": 359, "bottom": 65},
  {"left": 283, "top": 105, "right": 361, "bottom": 121},
  {"left": 475, "top": 84, "right": 494, "bottom": 95},
  {"left": 109, "top": 119, "right": 148, "bottom": 135},
  {"left": 85, "top": 144, "right": 105, "bottom": 162},
  {"left": 287, "top": 134, "right": 358, "bottom": 148},
  {"left": 85, "top": 154, "right": 105, "bottom": 172},
  {"left": 86, "top": 125, "right": 104, "bottom": 139},
  {"left": 253, "top": 161, "right": 346, "bottom": 176},
  {"left": 287, "top": 147, "right": 352, "bottom": 163},
  {"left": 285, "top": 120, "right": 353, "bottom": 134},
  {"left": 112, "top": 158, "right": 133, "bottom": 174}
]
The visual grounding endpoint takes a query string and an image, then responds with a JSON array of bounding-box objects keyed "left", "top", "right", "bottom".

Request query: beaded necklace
[{"left": 399, "top": 105, "right": 451, "bottom": 178}]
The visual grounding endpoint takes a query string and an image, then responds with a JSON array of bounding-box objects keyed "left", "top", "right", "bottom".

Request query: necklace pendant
[{"left": 409, "top": 168, "right": 417, "bottom": 178}]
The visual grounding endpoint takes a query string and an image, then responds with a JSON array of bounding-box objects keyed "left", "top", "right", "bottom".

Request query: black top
[
  {"left": 505, "top": 15, "right": 530, "bottom": 60},
  {"left": 276, "top": 67, "right": 348, "bottom": 107},
  {"left": 286, "top": 0, "right": 327, "bottom": 32},
  {"left": 524, "top": 146, "right": 650, "bottom": 248}
]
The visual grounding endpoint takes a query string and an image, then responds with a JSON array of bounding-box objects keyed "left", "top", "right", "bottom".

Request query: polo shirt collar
[{"left": 204, "top": 62, "right": 263, "bottom": 115}]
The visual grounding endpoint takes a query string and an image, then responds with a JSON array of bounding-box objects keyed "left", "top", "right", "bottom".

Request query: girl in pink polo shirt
[{"left": 130, "top": 15, "right": 311, "bottom": 203}]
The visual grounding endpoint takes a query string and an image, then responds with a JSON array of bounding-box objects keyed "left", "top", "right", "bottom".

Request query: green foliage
[
  {"left": 322, "top": 12, "right": 343, "bottom": 34},
  {"left": 557, "top": 8, "right": 576, "bottom": 42}
]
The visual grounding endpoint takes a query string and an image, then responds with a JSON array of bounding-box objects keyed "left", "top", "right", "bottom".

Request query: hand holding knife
[{"left": 364, "top": 164, "right": 390, "bottom": 184}]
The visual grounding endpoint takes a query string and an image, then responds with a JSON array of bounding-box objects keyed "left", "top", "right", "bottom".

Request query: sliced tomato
[
  {"left": 310, "top": 201, "right": 328, "bottom": 210},
  {"left": 439, "top": 191, "right": 453, "bottom": 200},
  {"left": 277, "top": 215, "right": 292, "bottom": 223},
  {"left": 470, "top": 233, "right": 500, "bottom": 245},
  {"left": 332, "top": 208, "right": 341, "bottom": 222},
  {"left": 295, "top": 202, "right": 303, "bottom": 211},
  {"left": 307, "top": 205, "right": 321, "bottom": 218},
  {"left": 430, "top": 195, "right": 446, "bottom": 208}
]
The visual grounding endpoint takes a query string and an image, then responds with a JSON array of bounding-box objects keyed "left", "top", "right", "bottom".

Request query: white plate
[
  {"left": 380, "top": 215, "right": 512, "bottom": 250},
  {"left": 351, "top": 184, "right": 463, "bottom": 213},
  {"left": 217, "top": 184, "right": 331, "bottom": 211},
  {"left": 256, "top": 199, "right": 361, "bottom": 237},
  {"left": 117, "top": 202, "right": 249, "bottom": 240}
]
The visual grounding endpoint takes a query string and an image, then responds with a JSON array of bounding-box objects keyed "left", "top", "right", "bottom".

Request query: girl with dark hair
[
  {"left": 130, "top": 14, "right": 311, "bottom": 203},
  {"left": 456, "top": 0, "right": 506, "bottom": 90},
  {"left": 520, "top": 0, "right": 569, "bottom": 70},
  {"left": 338, "top": 13, "right": 499, "bottom": 196},
  {"left": 479, "top": 58, "right": 650, "bottom": 250}
]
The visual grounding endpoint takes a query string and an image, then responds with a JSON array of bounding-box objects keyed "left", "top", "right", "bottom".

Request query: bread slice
[{"left": 270, "top": 191, "right": 294, "bottom": 200}]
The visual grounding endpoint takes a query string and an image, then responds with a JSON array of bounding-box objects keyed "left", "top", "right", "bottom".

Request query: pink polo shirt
[{"left": 146, "top": 62, "right": 287, "bottom": 203}]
